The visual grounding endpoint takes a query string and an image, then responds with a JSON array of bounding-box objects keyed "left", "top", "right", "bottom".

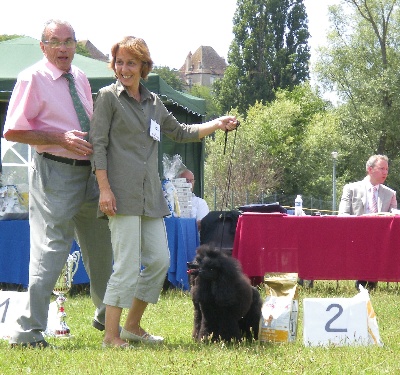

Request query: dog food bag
[{"left": 259, "top": 273, "right": 298, "bottom": 343}]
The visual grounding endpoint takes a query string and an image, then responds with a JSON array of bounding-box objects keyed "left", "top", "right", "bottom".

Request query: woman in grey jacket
[{"left": 90, "top": 36, "right": 238, "bottom": 348}]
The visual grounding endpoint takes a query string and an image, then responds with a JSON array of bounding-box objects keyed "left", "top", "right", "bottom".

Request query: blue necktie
[{"left": 63, "top": 73, "right": 90, "bottom": 137}]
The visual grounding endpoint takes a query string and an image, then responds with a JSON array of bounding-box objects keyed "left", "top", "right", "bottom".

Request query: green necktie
[{"left": 63, "top": 73, "right": 90, "bottom": 137}]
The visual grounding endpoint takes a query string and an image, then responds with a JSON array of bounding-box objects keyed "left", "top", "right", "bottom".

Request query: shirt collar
[
  {"left": 115, "top": 80, "right": 152, "bottom": 101},
  {"left": 364, "top": 177, "right": 379, "bottom": 191},
  {"left": 368, "top": 182, "right": 379, "bottom": 192},
  {"left": 43, "top": 57, "right": 74, "bottom": 81}
]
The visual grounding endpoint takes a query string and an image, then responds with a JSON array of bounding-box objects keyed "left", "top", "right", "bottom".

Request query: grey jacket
[
  {"left": 338, "top": 177, "right": 397, "bottom": 215},
  {"left": 90, "top": 81, "right": 200, "bottom": 218}
]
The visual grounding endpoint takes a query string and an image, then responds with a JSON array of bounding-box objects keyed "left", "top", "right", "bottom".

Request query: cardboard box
[{"left": 171, "top": 178, "right": 186, "bottom": 184}]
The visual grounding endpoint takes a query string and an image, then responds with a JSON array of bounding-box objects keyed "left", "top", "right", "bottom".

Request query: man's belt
[{"left": 40, "top": 152, "right": 91, "bottom": 166}]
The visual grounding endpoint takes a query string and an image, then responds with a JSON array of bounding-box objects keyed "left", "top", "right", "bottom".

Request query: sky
[{"left": 1, "top": 0, "right": 340, "bottom": 70}]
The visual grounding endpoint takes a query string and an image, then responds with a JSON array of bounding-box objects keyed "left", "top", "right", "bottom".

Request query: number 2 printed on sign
[{"left": 325, "top": 303, "right": 348, "bottom": 333}]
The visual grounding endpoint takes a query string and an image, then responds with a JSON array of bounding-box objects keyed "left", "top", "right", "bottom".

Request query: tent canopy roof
[{"left": 0, "top": 36, "right": 205, "bottom": 116}]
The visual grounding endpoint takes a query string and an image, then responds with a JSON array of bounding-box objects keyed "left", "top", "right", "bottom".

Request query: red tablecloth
[{"left": 232, "top": 213, "right": 400, "bottom": 281}]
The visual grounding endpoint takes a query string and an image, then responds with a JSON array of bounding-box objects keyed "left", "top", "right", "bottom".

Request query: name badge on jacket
[{"left": 150, "top": 119, "right": 160, "bottom": 141}]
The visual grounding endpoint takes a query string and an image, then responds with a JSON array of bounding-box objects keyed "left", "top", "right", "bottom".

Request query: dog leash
[
  {"left": 221, "top": 121, "right": 240, "bottom": 209},
  {"left": 219, "top": 121, "right": 240, "bottom": 251}
]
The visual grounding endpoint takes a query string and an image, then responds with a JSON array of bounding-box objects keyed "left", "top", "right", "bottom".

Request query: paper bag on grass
[{"left": 259, "top": 273, "right": 298, "bottom": 343}]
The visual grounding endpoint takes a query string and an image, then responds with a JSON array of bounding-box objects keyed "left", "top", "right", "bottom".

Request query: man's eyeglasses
[{"left": 42, "top": 40, "right": 77, "bottom": 49}]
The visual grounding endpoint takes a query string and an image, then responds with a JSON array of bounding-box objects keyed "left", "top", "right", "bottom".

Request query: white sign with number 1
[
  {"left": 303, "top": 298, "right": 369, "bottom": 347},
  {"left": 0, "top": 291, "right": 29, "bottom": 340}
]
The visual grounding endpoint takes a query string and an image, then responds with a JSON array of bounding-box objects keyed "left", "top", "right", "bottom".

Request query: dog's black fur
[{"left": 188, "top": 245, "right": 262, "bottom": 342}]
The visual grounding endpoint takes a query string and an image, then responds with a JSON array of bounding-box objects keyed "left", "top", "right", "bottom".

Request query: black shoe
[
  {"left": 356, "top": 280, "right": 377, "bottom": 291},
  {"left": 304, "top": 280, "right": 314, "bottom": 288},
  {"left": 10, "top": 339, "right": 49, "bottom": 349},
  {"left": 366, "top": 281, "right": 378, "bottom": 290},
  {"left": 92, "top": 319, "right": 105, "bottom": 331}
]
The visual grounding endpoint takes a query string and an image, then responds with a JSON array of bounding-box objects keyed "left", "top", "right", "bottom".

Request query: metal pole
[
  {"left": 331, "top": 151, "right": 338, "bottom": 214},
  {"left": 332, "top": 158, "right": 336, "bottom": 212}
]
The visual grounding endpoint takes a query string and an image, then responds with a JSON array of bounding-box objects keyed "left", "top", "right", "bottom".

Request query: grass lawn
[{"left": 1, "top": 280, "right": 399, "bottom": 374}]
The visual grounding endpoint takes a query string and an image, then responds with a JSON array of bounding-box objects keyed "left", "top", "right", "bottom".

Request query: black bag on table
[
  {"left": 200, "top": 210, "right": 241, "bottom": 256},
  {"left": 238, "top": 202, "right": 287, "bottom": 214}
]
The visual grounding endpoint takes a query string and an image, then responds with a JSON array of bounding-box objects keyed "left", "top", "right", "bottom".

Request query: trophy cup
[{"left": 52, "top": 251, "right": 81, "bottom": 337}]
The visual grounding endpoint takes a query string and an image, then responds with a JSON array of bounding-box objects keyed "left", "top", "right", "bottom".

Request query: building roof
[
  {"left": 78, "top": 40, "right": 109, "bottom": 62},
  {"left": 179, "top": 46, "right": 227, "bottom": 75}
]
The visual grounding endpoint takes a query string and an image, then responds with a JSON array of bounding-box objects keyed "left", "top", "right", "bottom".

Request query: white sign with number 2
[{"left": 303, "top": 298, "right": 369, "bottom": 346}]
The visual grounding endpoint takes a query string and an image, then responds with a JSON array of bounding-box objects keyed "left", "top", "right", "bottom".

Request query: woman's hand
[
  {"left": 99, "top": 187, "right": 117, "bottom": 216},
  {"left": 95, "top": 169, "right": 117, "bottom": 216},
  {"left": 198, "top": 116, "right": 240, "bottom": 138},
  {"left": 215, "top": 116, "right": 240, "bottom": 132}
]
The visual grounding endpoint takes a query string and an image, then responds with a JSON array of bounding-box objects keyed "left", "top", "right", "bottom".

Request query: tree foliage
[
  {"left": 315, "top": 0, "right": 400, "bottom": 188},
  {"left": 152, "top": 66, "right": 184, "bottom": 92},
  {"left": 214, "top": 0, "right": 310, "bottom": 114},
  {"left": 0, "top": 34, "right": 20, "bottom": 43},
  {"left": 204, "top": 107, "right": 283, "bottom": 210},
  {"left": 188, "top": 85, "right": 222, "bottom": 121},
  {"left": 75, "top": 42, "right": 91, "bottom": 58},
  {"left": 204, "top": 83, "right": 339, "bottom": 209}
]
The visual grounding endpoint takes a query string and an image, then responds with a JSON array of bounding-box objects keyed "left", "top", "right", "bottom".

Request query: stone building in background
[
  {"left": 78, "top": 40, "right": 109, "bottom": 62},
  {"left": 179, "top": 46, "right": 227, "bottom": 89}
]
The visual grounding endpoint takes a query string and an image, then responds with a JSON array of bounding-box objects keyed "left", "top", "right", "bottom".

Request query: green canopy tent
[{"left": 0, "top": 37, "right": 206, "bottom": 196}]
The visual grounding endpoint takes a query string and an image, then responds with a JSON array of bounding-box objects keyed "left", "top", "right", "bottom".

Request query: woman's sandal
[
  {"left": 120, "top": 328, "right": 164, "bottom": 343},
  {"left": 102, "top": 341, "right": 131, "bottom": 349}
]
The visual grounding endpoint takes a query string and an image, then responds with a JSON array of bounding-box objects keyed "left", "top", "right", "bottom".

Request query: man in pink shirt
[{"left": 4, "top": 19, "right": 113, "bottom": 348}]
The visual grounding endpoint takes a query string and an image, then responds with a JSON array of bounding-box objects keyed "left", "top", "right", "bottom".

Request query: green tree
[
  {"left": 204, "top": 107, "right": 283, "bottom": 210},
  {"left": 152, "top": 66, "right": 184, "bottom": 92},
  {"left": 0, "top": 34, "right": 20, "bottom": 43},
  {"left": 214, "top": 0, "right": 310, "bottom": 114},
  {"left": 247, "top": 84, "right": 335, "bottom": 198},
  {"left": 188, "top": 84, "right": 222, "bottom": 121},
  {"left": 315, "top": 0, "right": 400, "bottom": 188},
  {"left": 204, "top": 83, "right": 338, "bottom": 209},
  {"left": 75, "top": 42, "right": 91, "bottom": 58}
]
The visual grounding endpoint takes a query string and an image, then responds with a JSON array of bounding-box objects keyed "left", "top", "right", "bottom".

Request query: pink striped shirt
[{"left": 4, "top": 58, "right": 93, "bottom": 159}]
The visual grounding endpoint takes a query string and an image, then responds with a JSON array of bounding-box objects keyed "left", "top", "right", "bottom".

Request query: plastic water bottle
[{"left": 295, "top": 195, "right": 303, "bottom": 216}]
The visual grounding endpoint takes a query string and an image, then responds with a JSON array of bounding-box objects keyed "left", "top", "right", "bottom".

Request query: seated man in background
[
  {"left": 338, "top": 154, "right": 397, "bottom": 290},
  {"left": 179, "top": 169, "right": 209, "bottom": 231}
]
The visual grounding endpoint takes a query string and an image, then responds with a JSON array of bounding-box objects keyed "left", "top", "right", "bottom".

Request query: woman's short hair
[{"left": 109, "top": 36, "right": 153, "bottom": 79}]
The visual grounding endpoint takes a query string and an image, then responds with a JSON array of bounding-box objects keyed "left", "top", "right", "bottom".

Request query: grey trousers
[
  {"left": 104, "top": 215, "right": 170, "bottom": 308},
  {"left": 10, "top": 152, "right": 113, "bottom": 344}
]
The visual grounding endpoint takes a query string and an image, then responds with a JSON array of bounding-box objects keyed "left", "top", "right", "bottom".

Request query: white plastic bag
[
  {"left": 161, "top": 154, "right": 186, "bottom": 216},
  {"left": 0, "top": 184, "right": 28, "bottom": 220}
]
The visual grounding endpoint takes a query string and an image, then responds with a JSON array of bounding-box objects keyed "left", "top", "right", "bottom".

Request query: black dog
[{"left": 188, "top": 245, "right": 262, "bottom": 342}]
